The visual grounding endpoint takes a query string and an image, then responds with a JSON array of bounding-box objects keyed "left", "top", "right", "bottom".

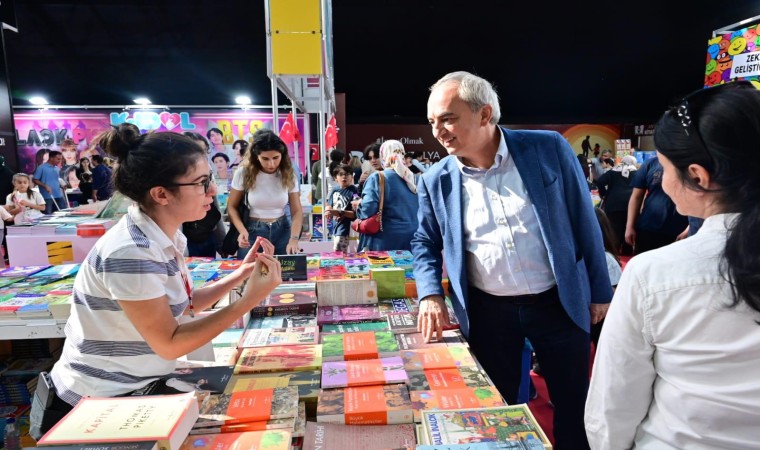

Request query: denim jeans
[
  {"left": 187, "top": 238, "right": 217, "bottom": 258},
  {"left": 237, "top": 215, "right": 290, "bottom": 258},
  {"left": 44, "top": 197, "right": 65, "bottom": 214}
]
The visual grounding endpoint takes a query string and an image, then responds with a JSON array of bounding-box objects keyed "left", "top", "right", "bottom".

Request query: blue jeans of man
[
  {"left": 43, "top": 197, "right": 65, "bottom": 214},
  {"left": 237, "top": 215, "right": 290, "bottom": 258},
  {"left": 466, "top": 285, "right": 591, "bottom": 450}
]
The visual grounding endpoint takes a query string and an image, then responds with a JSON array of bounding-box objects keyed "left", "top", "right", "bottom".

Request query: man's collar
[{"left": 455, "top": 127, "right": 508, "bottom": 175}]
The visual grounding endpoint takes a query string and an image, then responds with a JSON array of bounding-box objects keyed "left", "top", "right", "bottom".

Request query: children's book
[
  {"left": 302, "top": 422, "right": 416, "bottom": 450},
  {"left": 316, "top": 384, "right": 413, "bottom": 425},
  {"left": 410, "top": 387, "right": 506, "bottom": 422},
  {"left": 234, "top": 345, "right": 322, "bottom": 375},
  {"left": 320, "top": 330, "right": 399, "bottom": 361},
  {"left": 37, "top": 392, "right": 199, "bottom": 449},
  {"left": 406, "top": 367, "right": 492, "bottom": 391},
  {"left": 194, "top": 386, "right": 299, "bottom": 427},
  {"left": 178, "top": 430, "right": 292, "bottom": 450},
  {"left": 321, "top": 357, "right": 408, "bottom": 389},
  {"left": 420, "top": 405, "right": 552, "bottom": 450},
  {"left": 240, "top": 326, "right": 320, "bottom": 348}
]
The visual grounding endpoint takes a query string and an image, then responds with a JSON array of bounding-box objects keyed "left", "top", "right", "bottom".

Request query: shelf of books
[{"left": 0, "top": 251, "right": 550, "bottom": 450}]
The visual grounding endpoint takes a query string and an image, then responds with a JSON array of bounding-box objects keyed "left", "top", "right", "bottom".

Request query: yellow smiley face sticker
[{"left": 729, "top": 37, "right": 747, "bottom": 56}]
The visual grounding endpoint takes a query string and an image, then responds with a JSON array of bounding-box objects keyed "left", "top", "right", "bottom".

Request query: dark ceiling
[{"left": 3, "top": 0, "right": 759, "bottom": 124}]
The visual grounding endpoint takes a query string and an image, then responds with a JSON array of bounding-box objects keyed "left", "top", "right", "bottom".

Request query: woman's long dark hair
[
  {"left": 594, "top": 208, "right": 620, "bottom": 266},
  {"left": 654, "top": 81, "right": 760, "bottom": 316}
]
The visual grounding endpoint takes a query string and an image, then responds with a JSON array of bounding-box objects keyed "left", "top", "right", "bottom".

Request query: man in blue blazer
[{"left": 412, "top": 72, "right": 612, "bottom": 449}]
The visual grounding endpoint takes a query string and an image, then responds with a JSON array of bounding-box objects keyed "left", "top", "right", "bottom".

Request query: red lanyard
[{"left": 181, "top": 271, "right": 195, "bottom": 318}]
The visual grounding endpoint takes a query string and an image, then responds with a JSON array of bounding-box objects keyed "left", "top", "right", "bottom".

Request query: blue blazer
[{"left": 412, "top": 128, "right": 612, "bottom": 337}]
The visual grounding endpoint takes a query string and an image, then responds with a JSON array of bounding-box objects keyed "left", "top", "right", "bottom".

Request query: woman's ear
[
  {"left": 148, "top": 186, "right": 172, "bottom": 206},
  {"left": 687, "top": 164, "right": 712, "bottom": 189}
]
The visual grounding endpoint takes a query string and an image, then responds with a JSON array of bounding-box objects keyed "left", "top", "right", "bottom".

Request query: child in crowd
[
  {"left": 325, "top": 163, "right": 358, "bottom": 253},
  {"left": 78, "top": 172, "right": 93, "bottom": 203},
  {"left": 5, "top": 173, "right": 45, "bottom": 224},
  {"left": 592, "top": 208, "right": 622, "bottom": 348}
]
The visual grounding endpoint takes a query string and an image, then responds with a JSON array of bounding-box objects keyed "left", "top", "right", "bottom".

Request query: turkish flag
[
  {"left": 325, "top": 115, "right": 338, "bottom": 149},
  {"left": 279, "top": 112, "right": 297, "bottom": 145}
]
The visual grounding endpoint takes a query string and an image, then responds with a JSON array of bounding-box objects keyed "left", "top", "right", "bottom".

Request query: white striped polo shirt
[{"left": 50, "top": 205, "right": 190, "bottom": 405}]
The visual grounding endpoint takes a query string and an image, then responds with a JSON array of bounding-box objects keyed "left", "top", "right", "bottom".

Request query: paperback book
[
  {"left": 194, "top": 387, "right": 299, "bottom": 427},
  {"left": 189, "top": 417, "right": 295, "bottom": 435},
  {"left": 320, "top": 330, "right": 399, "bottom": 361},
  {"left": 224, "top": 371, "right": 321, "bottom": 407},
  {"left": 251, "top": 291, "right": 317, "bottom": 317},
  {"left": 247, "top": 314, "right": 318, "bottom": 330},
  {"left": 409, "top": 387, "right": 506, "bottom": 422},
  {"left": 178, "top": 430, "right": 292, "bottom": 450},
  {"left": 316, "top": 384, "right": 413, "bottom": 425},
  {"left": 401, "top": 345, "right": 476, "bottom": 371},
  {"left": 240, "top": 326, "right": 320, "bottom": 348},
  {"left": 406, "top": 367, "right": 492, "bottom": 391},
  {"left": 316, "top": 304, "right": 382, "bottom": 325},
  {"left": 321, "top": 321, "right": 389, "bottom": 334},
  {"left": 234, "top": 345, "right": 323, "bottom": 375},
  {"left": 302, "top": 422, "right": 416, "bottom": 450},
  {"left": 321, "top": 357, "right": 408, "bottom": 388}
]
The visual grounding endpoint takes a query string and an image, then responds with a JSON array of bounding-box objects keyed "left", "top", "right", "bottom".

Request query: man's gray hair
[{"left": 430, "top": 71, "right": 501, "bottom": 124}]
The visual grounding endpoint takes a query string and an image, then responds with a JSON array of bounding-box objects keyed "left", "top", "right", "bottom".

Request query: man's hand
[
  {"left": 417, "top": 295, "right": 450, "bottom": 343},
  {"left": 590, "top": 303, "right": 610, "bottom": 325},
  {"left": 624, "top": 225, "right": 636, "bottom": 247}
]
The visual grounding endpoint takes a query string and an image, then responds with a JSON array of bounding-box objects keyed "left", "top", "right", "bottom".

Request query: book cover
[
  {"left": 38, "top": 392, "right": 199, "bottom": 450},
  {"left": 410, "top": 387, "right": 506, "bottom": 422},
  {"left": 247, "top": 314, "right": 318, "bottom": 330},
  {"left": 406, "top": 367, "right": 492, "bottom": 391},
  {"left": 225, "top": 371, "right": 321, "bottom": 405},
  {"left": 321, "top": 357, "right": 408, "bottom": 389},
  {"left": 178, "top": 430, "right": 292, "bottom": 450},
  {"left": 420, "top": 405, "right": 552, "bottom": 450},
  {"left": 395, "top": 333, "right": 447, "bottom": 351},
  {"left": 0, "top": 265, "right": 51, "bottom": 277},
  {"left": 316, "top": 384, "right": 413, "bottom": 425},
  {"left": 416, "top": 443, "right": 546, "bottom": 450},
  {"left": 30, "top": 443, "right": 160, "bottom": 450},
  {"left": 401, "top": 345, "right": 476, "bottom": 371},
  {"left": 275, "top": 254, "right": 308, "bottom": 282},
  {"left": 189, "top": 418, "right": 295, "bottom": 435},
  {"left": 386, "top": 312, "right": 418, "bottom": 334},
  {"left": 302, "top": 422, "right": 416, "bottom": 450},
  {"left": 321, "top": 321, "right": 389, "bottom": 334},
  {"left": 315, "top": 279, "right": 378, "bottom": 306},
  {"left": 240, "top": 327, "right": 320, "bottom": 348},
  {"left": 370, "top": 267, "right": 406, "bottom": 299},
  {"left": 252, "top": 291, "right": 318, "bottom": 317},
  {"left": 234, "top": 345, "right": 322, "bottom": 375},
  {"left": 31, "top": 263, "right": 80, "bottom": 279},
  {"left": 320, "top": 331, "right": 399, "bottom": 361},
  {"left": 194, "top": 386, "right": 299, "bottom": 427},
  {"left": 292, "top": 402, "right": 306, "bottom": 438},
  {"left": 316, "top": 304, "right": 382, "bottom": 325},
  {"left": 128, "top": 366, "right": 235, "bottom": 396},
  {"left": 212, "top": 329, "right": 244, "bottom": 348}
]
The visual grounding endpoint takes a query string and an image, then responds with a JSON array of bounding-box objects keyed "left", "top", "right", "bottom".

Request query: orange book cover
[
  {"left": 178, "top": 430, "right": 292, "bottom": 450},
  {"left": 316, "top": 384, "right": 413, "bottom": 425},
  {"left": 195, "top": 387, "right": 299, "bottom": 428},
  {"left": 409, "top": 386, "right": 506, "bottom": 422}
]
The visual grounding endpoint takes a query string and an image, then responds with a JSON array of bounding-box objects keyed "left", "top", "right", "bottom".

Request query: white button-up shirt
[
  {"left": 457, "top": 131, "right": 556, "bottom": 296},
  {"left": 586, "top": 213, "right": 760, "bottom": 449}
]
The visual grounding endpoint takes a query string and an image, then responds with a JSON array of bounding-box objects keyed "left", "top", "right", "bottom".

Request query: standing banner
[{"left": 705, "top": 23, "right": 760, "bottom": 87}]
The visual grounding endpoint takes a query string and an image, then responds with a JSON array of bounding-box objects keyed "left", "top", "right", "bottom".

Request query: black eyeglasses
[{"left": 165, "top": 173, "right": 215, "bottom": 193}]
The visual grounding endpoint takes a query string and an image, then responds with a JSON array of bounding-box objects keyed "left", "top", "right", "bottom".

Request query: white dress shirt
[
  {"left": 457, "top": 131, "right": 556, "bottom": 296},
  {"left": 586, "top": 213, "right": 760, "bottom": 449}
]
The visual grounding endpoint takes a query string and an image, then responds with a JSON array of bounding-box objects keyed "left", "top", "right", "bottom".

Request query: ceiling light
[
  {"left": 133, "top": 97, "right": 152, "bottom": 105},
  {"left": 235, "top": 95, "right": 252, "bottom": 105},
  {"left": 29, "top": 96, "right": 48, "bottom": 105}
]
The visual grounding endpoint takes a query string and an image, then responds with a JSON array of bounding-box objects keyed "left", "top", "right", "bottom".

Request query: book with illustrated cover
[
  {"left": 240, "top": 326, "right": 320, "bottom": 348},
  {"left": 189, "top": 417, "right": 295, "bottom": 435},
  {"left": 321, "top": 321, "right": 389, "bottom": 334},
  {"left": 225, "top": 371, "right": 321, "bottom": 406},
  {"left": 417, "top": 443, "right": 545, "bottom": 450},
  {"left": 31, "top": 263, "right": 80, "bottom": 279},
  {"left": 406, "top": 367, "right": 492, "bottom": 391},
  {"left": 315, "top": 279, "right": 378, "bottom": 306},
  {"left": 178, "top": 430, "right": 292, "bottom": 450},
  {"left": 128, "top": 366, "right": 234, "bottom": 396},
  {"left": 252, "top": 291, "right": 317, "bottom": 317},
  {"left": 0, "top": 265, "right": 51, "bottom": 277},
  {"left": 320, "top": 330, "right": 399, "bottom": 361},
  {"left": 316, "top": 384, "right": 413, "bottom": 425},
  {"left": 420, "top": 405, "right": 552, "bottom": 450},
  {"left": 321, "top": 357, "right": 408, "bottom": 389},
  {"left": 401, "top": 345, "right": 476, "bottom": 372},
  {"left": 410, "top": 387, "right": 506, "bottom": 422},
  {"left": 247, "top": 314, "right": 318, "bottom": 330},
  {"left": 302, "top": 422, "right": 416, "bottom": 450},
  {"left": 37, "top": 392, "right": 199, "bottom": 449},
  {"left": 194, "top": 386, "right": 299, "bottom": 427},
  {"left": 317, "top": 304, "right": 382, "bottom": 325},
  {"left": 234, "top": 345, "right": 323, "bottom": 375},
  {"left": 386, "top": 312, "right": 418, "bottom": 334}
]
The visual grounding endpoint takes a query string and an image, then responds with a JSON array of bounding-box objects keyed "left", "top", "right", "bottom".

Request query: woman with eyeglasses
[
  {"left": 30, "top": 124, "right": 282, "bottom": 439},
  {"left": 228, "top": 129, "right": 302, "bottom": 256},
  {"left": 585, "top": 82, "right": 760, "bottom": 449}
]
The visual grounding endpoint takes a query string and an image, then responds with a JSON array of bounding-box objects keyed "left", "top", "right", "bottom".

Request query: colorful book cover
[
  {"left": 316, "top": 304, "right": 382, "bottom": 325},
  {"left": 386, "top": 312, "right": 418, "bottom": 334},
  {"left": 251, "top": 291, "right": 318, "bottom": 317},
  {"left": 401, "top": 345, "right": 476, "bottom": 372},
  {"left": 321, "top": 321, "right": 390, "bottom": 334},
  {"left": 406, "top": 367, "right": 492, "bottom": 392},
  {"left": 275, "top": 254, "right": 308, "bottom": 281},
  {"left": 225, "top": 371, "right": 321, "bottom": 405},
  {"left": 302, "top": 422, "right": 416, "bottom": 450},
  {"left": 396, "top": 333, "right": 447, "bottom": 351},
  {"left": 179, "top": 430, "right": 292, "bottom": 450},
  {"left": 128, "top": 366, "right": 235, "bottom": 396},
  {"left": 420, "top": 405, "right": 552, "bottom": 449},
  {"left": 234, "top": 345, "right": 322, "bottom": 374},
  {"left": 321, "top": 330, "right": 399, "bottom": 361},
  {"left": 0, "top": 265, "right": 51, "bottom": 277},
  {"left": 321, "top": 356, "right": 408, "bottom": 389},
  {"left": 194, "top": 386, "right": 299, "bottom": 427},
  {"left": 314, "top": 278, "right": 378, "bottom": 306},
  {"left": 416, "top": 442, "right": 546, "bottom": 450},
  {"left": 247, "top": 314, "right": 318, "bottom": 330},
  {"left": 410, "top": 387, "right": 506, "bottom": 422},
  {"left": 370, "top": 267, "right": 407, "bottom": 299},
  {"left": 240, "top": 326, "right": 320, "bottom": 348},
  {"left": 37, "top": 392, "right": 199, "bottom": 448},
  {"left": 30, "top": 263, "right": 80, "bottom": 279},
  {"left": 218, "top": 260, "right": 243, "bottom": 271},
  {"left": 316, "top": 384, "right": 413, "bottom": 425}
]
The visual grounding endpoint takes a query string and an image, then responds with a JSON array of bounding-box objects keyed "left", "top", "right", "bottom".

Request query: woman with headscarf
[
  {"left": 595, "top": 155, "right": 638, "bottom": 255},
  {"left": 356, "top": 140, "right": 419, "bottom": 251}
]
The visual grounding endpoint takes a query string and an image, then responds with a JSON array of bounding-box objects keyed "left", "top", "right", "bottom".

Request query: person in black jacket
[{"left": 596, "top": 155, "right": 637, "bottom": 255}]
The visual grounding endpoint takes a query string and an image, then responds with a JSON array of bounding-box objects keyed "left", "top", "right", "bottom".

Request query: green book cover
[
  {"left": 321, "top": 322, "right": 390, "bottom": 334},
  {"left": 321, "top": 330, "right": 399, "bottom": 361},
  {"left": 370, "top": 267, "right": 406, "bottom": 300}
]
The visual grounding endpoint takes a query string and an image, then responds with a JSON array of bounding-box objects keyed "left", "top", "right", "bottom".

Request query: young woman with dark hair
[
  {"left": 586, "top": 81, "right": 760, "bottom": 449},
  {"left": 228, "top": 129, "right": 302, "bottom": 256},
  {"left": 29, "top": 124, "right": 281, "bottom": 439}
]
